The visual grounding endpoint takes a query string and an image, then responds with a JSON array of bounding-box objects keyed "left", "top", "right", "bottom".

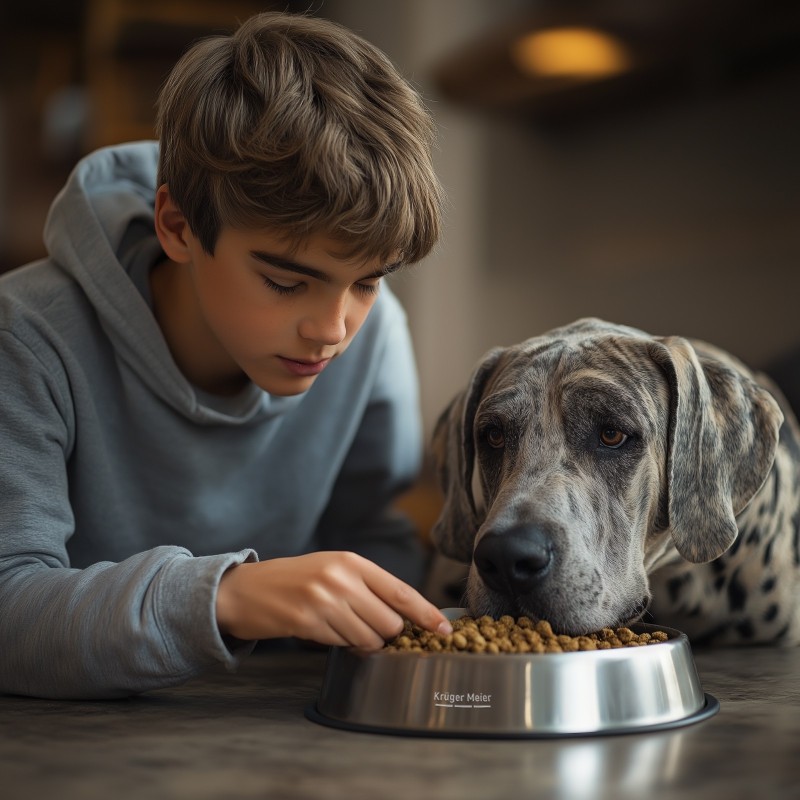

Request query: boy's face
[{"left": 155, "top": 191, "right": 400, "bottom": 396}]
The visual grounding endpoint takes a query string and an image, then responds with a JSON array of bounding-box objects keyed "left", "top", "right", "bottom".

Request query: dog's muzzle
[{"left": 473, "top": 525, "right": 553, "bottom": 596}]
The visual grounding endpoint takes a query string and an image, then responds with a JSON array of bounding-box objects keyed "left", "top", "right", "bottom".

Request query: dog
[{"left": 430, "top": 318, "right": 800, "bottom": 646}]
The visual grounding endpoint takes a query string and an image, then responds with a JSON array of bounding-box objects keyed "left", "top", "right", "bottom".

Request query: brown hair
[{"left": 156, "top": 11, "right": 443, "bottom": 264}]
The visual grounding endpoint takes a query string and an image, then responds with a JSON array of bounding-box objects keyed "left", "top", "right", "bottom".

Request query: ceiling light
[{"left": 511, "top": 27, "right": 632, "bottom": 80}]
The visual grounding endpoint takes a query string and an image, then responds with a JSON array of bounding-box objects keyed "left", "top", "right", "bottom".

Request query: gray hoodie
[{"left": 0, "top": 142, "right": 424, "bottom": 699}]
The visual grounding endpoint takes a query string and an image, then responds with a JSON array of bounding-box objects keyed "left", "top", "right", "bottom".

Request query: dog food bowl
[{"left": 306, "top": 609, "right": 719, "bottom": 738}]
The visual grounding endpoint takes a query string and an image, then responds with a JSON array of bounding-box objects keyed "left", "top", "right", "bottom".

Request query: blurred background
[{"left": 1, "top": 1, "right": 799, "bottom": 486}]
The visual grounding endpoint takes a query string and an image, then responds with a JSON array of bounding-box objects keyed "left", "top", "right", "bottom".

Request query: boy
[{"left": 0, "top": 11, "right": 450, "bottom": 699}]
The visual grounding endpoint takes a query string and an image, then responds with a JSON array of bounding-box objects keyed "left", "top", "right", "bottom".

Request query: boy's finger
[
  {"left": 328, "top": 613, "right": 387, "bottom": 650},
  {"left": 361, "top": 562, "right": 453, "bottom": 635}
]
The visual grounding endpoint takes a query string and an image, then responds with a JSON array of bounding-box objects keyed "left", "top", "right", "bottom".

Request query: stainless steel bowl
[{"left": 306, "top": 610, "right": 719, "bottom": 738}]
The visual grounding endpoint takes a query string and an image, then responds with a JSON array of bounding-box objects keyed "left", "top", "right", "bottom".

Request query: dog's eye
[
  {"left": 485, "top": 426, "right": 505, "bottom": 449},
  {"left": 599, "top": 428, "right": 628, "bottom": 448}
]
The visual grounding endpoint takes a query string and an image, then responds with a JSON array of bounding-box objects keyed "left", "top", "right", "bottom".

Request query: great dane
[{"left": 430, "top": 318, "right": 800, "bottom": 646}]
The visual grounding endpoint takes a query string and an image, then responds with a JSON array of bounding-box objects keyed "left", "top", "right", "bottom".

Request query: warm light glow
[{"left": 511, "top": 27, "right": 632, "bottom": 79}]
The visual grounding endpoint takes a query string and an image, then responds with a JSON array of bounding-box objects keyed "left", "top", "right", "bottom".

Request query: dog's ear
[
  {"left": 647, "top": 337, "right": 783, "bottom": 563},
  {"left": 430, "top": 348, "right": 506, "bottom": 563}
]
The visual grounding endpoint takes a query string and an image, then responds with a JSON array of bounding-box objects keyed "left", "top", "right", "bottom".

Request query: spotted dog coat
[{"left": 431, "top": 318, "right": 800, "bottom": 646}]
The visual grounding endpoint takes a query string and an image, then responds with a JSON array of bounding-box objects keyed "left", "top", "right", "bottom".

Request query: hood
[{"left": 42, "top": 141, "right": 301, "bottom": 424}]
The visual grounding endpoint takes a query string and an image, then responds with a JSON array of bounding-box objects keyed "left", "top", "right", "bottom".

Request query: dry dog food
[{"left": 385, "top": 615, "right": 671, "bottom": 654}]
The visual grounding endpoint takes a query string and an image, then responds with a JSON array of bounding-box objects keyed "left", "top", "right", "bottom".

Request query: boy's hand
[{"left": 215, "top": 552, "right": 452, "bottom": 648}]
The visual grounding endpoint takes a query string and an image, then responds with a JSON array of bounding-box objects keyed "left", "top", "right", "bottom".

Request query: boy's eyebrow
[{"left": 251, "top": 250, "right": 404, "bottom": 281}]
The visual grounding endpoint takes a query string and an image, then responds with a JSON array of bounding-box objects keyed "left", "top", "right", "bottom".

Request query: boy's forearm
[{"left": 0, "top": 547, "right": 256, "bottom": 699}]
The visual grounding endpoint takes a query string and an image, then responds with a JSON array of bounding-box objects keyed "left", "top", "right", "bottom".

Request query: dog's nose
[{"left": 473, "top": 525, "right": 553, "bottom": 595}]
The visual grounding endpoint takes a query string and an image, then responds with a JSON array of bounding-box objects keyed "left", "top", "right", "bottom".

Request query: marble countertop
[{"left": 1, "top": 644, "right": 798, "bottom": 800}]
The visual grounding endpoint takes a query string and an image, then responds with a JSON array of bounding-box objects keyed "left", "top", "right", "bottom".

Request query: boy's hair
[{"left": 156, "top": 11, "right": 443, "bottom": 264}]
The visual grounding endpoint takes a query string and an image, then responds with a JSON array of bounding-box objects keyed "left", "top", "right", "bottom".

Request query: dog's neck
[{"left": 644, "top": 533, "right": 682, "bottom": 574}]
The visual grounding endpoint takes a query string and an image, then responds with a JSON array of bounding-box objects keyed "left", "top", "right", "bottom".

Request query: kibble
[{"left": 384, "top": 616, "right": 671, "bottom": 654}]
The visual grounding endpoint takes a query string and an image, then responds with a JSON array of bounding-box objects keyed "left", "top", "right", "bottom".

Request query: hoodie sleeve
[
  {"left": 311, "top": 290, "right": 429, "bottom": 588},
  {"left": 0, "top": 329, "right": 256, "bottom": 699}
]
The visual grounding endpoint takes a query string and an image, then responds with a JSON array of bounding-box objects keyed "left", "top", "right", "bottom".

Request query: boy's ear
[{"left": 154, "top": 185, "right": 192, "bottom": 263}]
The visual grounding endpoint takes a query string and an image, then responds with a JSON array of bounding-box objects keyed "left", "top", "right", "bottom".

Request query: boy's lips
[{"left": 277, "top": 355, "right": 332, "bottom": 376}]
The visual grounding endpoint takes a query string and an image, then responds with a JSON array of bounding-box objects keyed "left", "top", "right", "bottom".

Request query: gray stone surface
[{"left": 1, "top": 645, "right": 798, "bottom": 799}]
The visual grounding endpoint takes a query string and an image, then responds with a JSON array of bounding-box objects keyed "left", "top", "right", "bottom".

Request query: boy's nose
[{"left": 298, "top": 297, "right": 347, "bottom": 345}]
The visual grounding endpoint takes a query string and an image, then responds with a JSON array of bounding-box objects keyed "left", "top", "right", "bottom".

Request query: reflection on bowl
[{"left": 306, "top": 610, "right": 719, "bottom": 738}]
